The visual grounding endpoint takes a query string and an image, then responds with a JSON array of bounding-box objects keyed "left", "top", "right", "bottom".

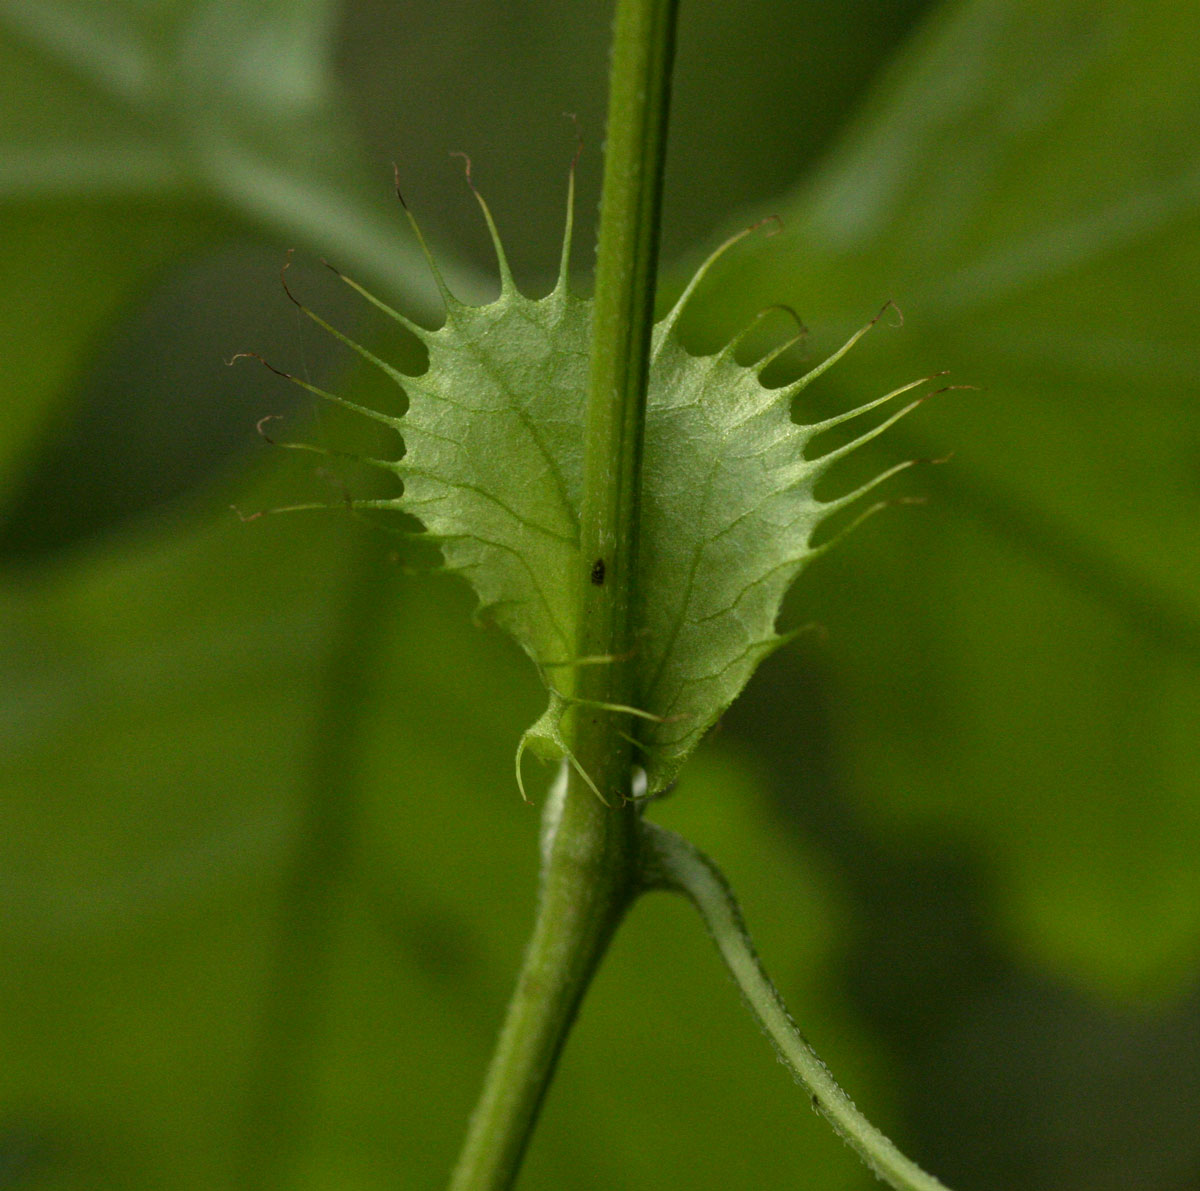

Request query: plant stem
[
  {"left": 446, "top": 770, "right": 637, "bottom": 1191},
  {"left": 447, "top": 1, "right": 679, "bottom": 1188},
  {"left": 641, "top": 822, "right": 952, "bottom": 1191},
  {"left": 575, "top": 0, "right": 679, "bottom": 740}
]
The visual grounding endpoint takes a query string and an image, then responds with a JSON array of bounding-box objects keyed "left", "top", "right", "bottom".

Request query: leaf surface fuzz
[{"left": 331, "top": 226, "right": 908, "bottom": 793}]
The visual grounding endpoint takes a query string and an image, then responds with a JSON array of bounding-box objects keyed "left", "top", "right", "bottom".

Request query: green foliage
[
  {"left": 300, "top": 201, "right": 933, "bottom": 795},
  {"left": 5, "top": 0, "right": 1200, "bottom": 1187},
  {"left": 701, "top": 0, "right": 1200, "bottom": 998}
]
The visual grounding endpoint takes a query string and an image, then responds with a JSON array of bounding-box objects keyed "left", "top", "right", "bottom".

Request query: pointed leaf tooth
[
  {"left": 231, "top": 497, "right": 404, "bottom": 521},
  {"left": 393, "top": 163, "right": 461, "bottom": 315},
  {"left": 309, "top": 313, "right": 414, "bottom": 393},
  {"left": 775, "top": 298, "right": 902, "bottom": 405},
  {"left": 319, "top": 258, "right": 432, "bottom": 340},
  {"left": 815, "top": 458, "right": 918, "bottom": 519},
  {"left": 555, "top": 133, "right": 580, "bottom": 296},
  {"left": 722, "top": 336, "right": 926, "bottom": 442},
  {"left": 346, "top": 498, "right": 408, "bottom": 512},
  {"left": 653, "top": 216, "right": 780, "bottom": 360},
  {"left": 228, "top": 352, "right": 404, "bottom": 433},
  {"left": 754, "top": 329, "right": 809, "bottom": 375},
  {"left": 254, "top": 413, "right": 400, "bottom": 476},
  {"left": 808, "top": 380, "right": 975, "bottom": 470},
  {"left": 280, "top": 440, "right": 402, "bottom": 476},
  {"left": 451, "top": 152, "right": 519, "bottom": 297},
  {"left": 806, "top": 395, "right": 929, "bottom": 478},
  {"left": 803, "top": 373, "right": 945, "bottom": 436},
  {"left": 275, "top": 257, "right": 419, "bottom": 396},
  {"left": 806, "top": 498, "right": 905, "bottom": 562},
  {"left": 715, "top": 303, "right": 807, "bottom": 369},
  {"left": 564, "top": 746, "right": 607, "bottom": 805},
  {"left": 514, "top": 734, "right": 533, "bottom": 803}
]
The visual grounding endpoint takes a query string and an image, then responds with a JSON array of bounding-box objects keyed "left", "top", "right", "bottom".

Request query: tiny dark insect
[{"left": 590, "top": 558, "right": 606, "bottom": 585}]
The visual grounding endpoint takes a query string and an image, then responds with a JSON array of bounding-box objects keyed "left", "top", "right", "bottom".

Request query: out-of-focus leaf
[
  {"left": 690, "top": 0, "right": 1200, "bottom": 998},
  {"left": 0, "top": 0, "right": 483, "bottom": 539},
  {"left": 0, "top": 0, "right": 485, "bottom": 313},
  {"left": 0, "top": 414, "right": 888, "bottom": 1189},
  {"left": 8, "top": 0, "right": 1200, "bottom": 1187},
  {"left": 0, "top": 209, "right": 212, "bottom": 515}
]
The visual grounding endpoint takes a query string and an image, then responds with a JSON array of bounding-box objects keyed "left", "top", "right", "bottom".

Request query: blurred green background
[{"left": 3, "top": 1, "right": 1199, "bottom": 1188}]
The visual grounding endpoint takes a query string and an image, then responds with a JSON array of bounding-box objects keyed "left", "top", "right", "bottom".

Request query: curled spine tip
[
  {"left": 234, "top": 349, "right": 402, "bottom": 434},
  {"left": 255, "top": 414, "right": 283, "bottom": 443},
  {"left": 720, "top": 304, "right": 809, "bottom": 371},
  {"left": 319, "top": 257, "right": 430, "bottom": 341},
  {"left": 390, "top": 162, "right": 408, "bottom": 209},
  {"left": 876, "top": 298, "right": 904, "bottom": 328},
  {"left": 451, "top": 151, "right": 517, "bottom": 296},
  {"left": 449, "top": 149, "right": 474, "bottom": 185},
  {"left": 230, "top": 349, "right": 298, "bottom": 386},
  {"left": 393, "top": 162, "right": 458, "bottom": 311},
  {"left": 278, "top": 249, "right": 305, "bottom": 312},
  {"left": 271, "top": 268, "right": 415, "bottom": 395},
  {"left": 655, "top": 217, "right": 780, "bottom": 354},
  {"left": 804, "top": 373, "right": 945, "bottom": 436}
]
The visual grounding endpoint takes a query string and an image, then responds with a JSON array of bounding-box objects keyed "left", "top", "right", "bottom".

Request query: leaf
[
  {"left": 0, "top": 0, "right": 491, "bottom": 547},
  {"left": 0, "top": 0, "right": 486, "bottom": 313},
  {"left": 0, "top": 208, "right": 212, "bottom": 519},
  {"left": 279, "top": 191, "right": 930, "bottom": 795},
  {"left": 687, "top": 0, "right": 1200, "bottom": 997},
  {"left": 0, "top": 385, "right": 882, "bottom": 1189}
]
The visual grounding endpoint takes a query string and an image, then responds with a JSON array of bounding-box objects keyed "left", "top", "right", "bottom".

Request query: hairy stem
[
  {"left": 640, "top": 821, "right": 952, "bottom": 1191},
  {"left": 447, "top": 1, "right": 679, "bottom": 1187},
  {"left": 446, "top": 769, "right": 636, "bottom": 1191}
]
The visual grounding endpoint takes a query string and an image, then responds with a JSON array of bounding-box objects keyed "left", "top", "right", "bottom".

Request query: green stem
[
  {"left": 447, "top": 769, "right": 637, "bottom": 1191},
  {"left": 447, "top": 1, "right": 679, "bottom": 1188},
  {"left": 641, "top": 822, "right": 953, "bottom": 1191},
  {"left": 575, "top": 0, "right": 679, "bottom": 728}
]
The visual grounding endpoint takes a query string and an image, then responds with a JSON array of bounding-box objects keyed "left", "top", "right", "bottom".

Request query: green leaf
[
  {"left": 689, "top": 0, "right": 1200, "bottom": 997},
  {"left": 285, "top": 199, "right": 927, "bottom": 795},
  {"left": 0, "top": 411, "right": 880, "bottom": 1191},
  {"left": 0, "top": 0, "right": 487, "bottom": 312},
  {"left": 0, "top": 208, "right": 213, "bottom": 518}
]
